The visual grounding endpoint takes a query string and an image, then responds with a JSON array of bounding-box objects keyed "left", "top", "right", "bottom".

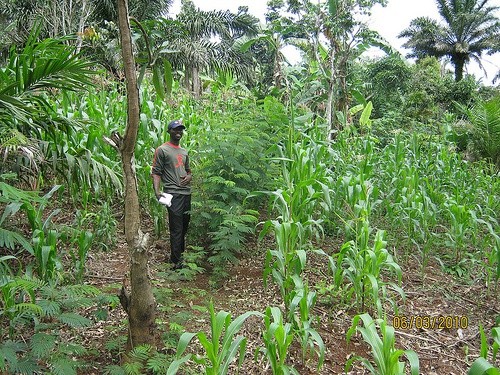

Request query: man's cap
[{"left": 168, "top": 120, "right": 185, "bottom": 130}]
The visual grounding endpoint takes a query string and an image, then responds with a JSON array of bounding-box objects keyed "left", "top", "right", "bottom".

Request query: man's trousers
[{"left": 166, "top": 194, "right": 191, "bottom": 265}]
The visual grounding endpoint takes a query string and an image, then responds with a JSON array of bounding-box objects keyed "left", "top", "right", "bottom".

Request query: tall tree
[
  {"left": 267, "top": 0, "right": 389, "bottom": 136},
  {"left": 239, "top": 8, "right": 309, "bottom": 93},
  {"left": 115, "top": 0, "right": 156, "bottom": 351},
  {"left": 0, "top": 0, "right": 94, "bottom": 46},
  {"left": 398, "top": 0, "right": 500, "bottom": 81}
]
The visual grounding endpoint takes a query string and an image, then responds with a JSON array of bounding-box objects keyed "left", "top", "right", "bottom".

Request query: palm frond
[
  {"left": 0, "top": 228, "right": 33, "bottom": 254},
  {"left": 3, "top": 37, "right": 96, "bottom": 95},
  {"left": 457, "top": 96, "right": 500, "bottom": 167},
  {"left": 50, "top": 357, "right": 79, "bottom": 375}
]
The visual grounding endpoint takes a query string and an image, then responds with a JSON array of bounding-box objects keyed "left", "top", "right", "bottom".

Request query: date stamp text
[{"left": 392, "top": 315, "right": 468, "bottom": 330}]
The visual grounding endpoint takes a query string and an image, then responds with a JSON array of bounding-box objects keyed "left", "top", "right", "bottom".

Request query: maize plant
[
  {"left": 346, "top": 313, "right": 419, "bottom": 375},
  {"left": 168, "top": 302, "right": 262, "bottom": 375}
]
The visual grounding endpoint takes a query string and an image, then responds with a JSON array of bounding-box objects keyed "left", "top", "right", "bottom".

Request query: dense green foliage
[{"left": 1, "top": 0, "right": 499, "bottom": 373}]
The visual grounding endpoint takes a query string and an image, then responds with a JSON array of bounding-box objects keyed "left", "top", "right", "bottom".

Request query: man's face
[{"left": 169, "top": 126, "right": 184, "bottom": 141}]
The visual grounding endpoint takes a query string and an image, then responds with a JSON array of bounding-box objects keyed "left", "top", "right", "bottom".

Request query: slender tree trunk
[
  {"left": 335, "top": 54, "right": 349, "bottom": 128},
  {"left": 326, "top": 47, "right": 337, "bottom": 140},
  {"left": 453, "top": 56, "right": 465, "bottom": 82},
  {"left": 75, "top": 0, "right": 91, "bottom": 54},
  {"left": 192, "top": 66, "right": 201, "bottom": 98},
  {"left": 116, "top": 0, "right": 156, "bottom": 352},
  {"left": 273, "top": 43, "right": 283, "bottom": 89}
]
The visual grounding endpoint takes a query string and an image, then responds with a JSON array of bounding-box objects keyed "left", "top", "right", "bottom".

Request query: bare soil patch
[{"left": 83, "top": 229, "right": 500, "bottom": 375}]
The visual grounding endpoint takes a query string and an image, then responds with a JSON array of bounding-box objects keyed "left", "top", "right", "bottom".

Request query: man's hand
[{"left": 180, "top": 174, "right": 192, "bottom": 186}]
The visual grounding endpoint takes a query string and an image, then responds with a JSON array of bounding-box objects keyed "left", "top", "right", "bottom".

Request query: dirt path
[{"left": 85, "top": 232, "right": 499, "bottom": 374}]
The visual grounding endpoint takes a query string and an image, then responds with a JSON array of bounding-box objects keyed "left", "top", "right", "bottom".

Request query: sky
[{"left": 169, "top": 0, "right": 500, "bottom": 85}]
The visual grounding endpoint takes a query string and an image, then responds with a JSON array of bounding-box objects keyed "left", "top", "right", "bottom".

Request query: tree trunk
[
  {"left": 192, "top": 66, "right": 201, "bottom": 98},
  {"left": 335, "top": 54, "right": 349, "bottom": 130},
  {"left": 116, "top": 0, "right": 156, "bottom": 352},
  {"left": 75, "top": 0, "right": 92, "bottom": 54},
  {"left": 326, "top": 47, "right": 337, "bottom": 140},
  {"left": 453, "top": 56, "right": 465, "bottom": 82}
]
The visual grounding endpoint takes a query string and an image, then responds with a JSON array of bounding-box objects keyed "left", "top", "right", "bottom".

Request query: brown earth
[{"left": 82, "top": 225, "right": 500, "bottom": 375}]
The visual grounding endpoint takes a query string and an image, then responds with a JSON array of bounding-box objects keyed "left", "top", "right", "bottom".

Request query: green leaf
[
  {"left": 103, "top": 364, "right": 126, "bottom": 375},
  {"left": 152, "top": 64, "right": 165, "bottom": 101},
  {"left": 166, "top": 354, "right": 192, "bottom": 375},
  {"left": 480, "top": 325, "right": 488, "bottom": 358},
  {"left": 175, "top": 332, "right": 197, "bottom": 358},
  {"left": 164, "top": 60, "right": 173, "bottom": 96},
  {"left": 405, "top": 350, "right": 420, "bottom": 375},
  {"left": 57, "top": 312, "right": 92, "bottom": 328},
  {"left": 0, "top": 341, "right": 22, "bottom": 371},
  {"left": 31, "top": 333, "right": 56, "bottom": 358},
  {"left": 0, "top": 228, "right": 33, "bottom": 254},
  {"left": 220, "top": 336, "right": 246, "bottom": 375},
  {"left": 328, "top": 0, "right": 338, "bottom": 15},
  {"left": 50, "top": 357, "right": 78, "bottom": 375},
  {"left": 468, "top": 357, "right": 500, "bottom": 375},
  {"left": 359, "top": 101, "right": 373, "bottom": 128},
  {"left": 11, "top": 357, "right": 40, "bottom": 374}
]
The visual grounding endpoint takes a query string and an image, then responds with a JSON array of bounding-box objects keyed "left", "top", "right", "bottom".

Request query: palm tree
[
  {"left": 398, "top": 0, "right": 500, "bottom": 81},
  {"left": 456, "top": 96, "right": 500, "bottom": 168},
  {"left": 239, "top": 14, "right": 310, "bottom": 93},
  {"left": 165, "top": 0, "right": 259, "bottom": 97}
]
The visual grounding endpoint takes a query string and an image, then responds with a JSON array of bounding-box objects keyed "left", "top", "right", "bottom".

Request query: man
[{"left": 151, "top": 119, "right": 192, "bottom": 269}]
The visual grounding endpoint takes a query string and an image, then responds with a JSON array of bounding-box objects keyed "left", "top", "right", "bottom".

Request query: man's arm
[
  {"left": 151, "top": 147, "right": 164, "bottom": 198},
  {"left": 152, "top": 174, "right": 162, "bottom": 199},
  {"left": 180, "top": 154, "right": 192, "bottom": 186}
]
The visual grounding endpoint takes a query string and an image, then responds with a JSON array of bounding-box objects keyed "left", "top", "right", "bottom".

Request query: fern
[
  {"left": 7, "top": 304, "right": 44, "bottom": 331},
  {"left": 96, "top": 293, "right": 121, "bottom": 309},
  {"left": 129, "top": 344, "right": 153, "bottom": 362},
  {"left": 10, "top": 357, "right": 41, "bottom": 375},
  {"left": 104, "top": 364, "right": 126, "bottom": 375},
  {"left": 50, "top": 356, "right": 78, "bottom": 375},
  {"left": 58, "top": 342, "right": 87, "bottom": 356},
  {"left": 0, "top": 276, "right": 39, "bottom": 308},
  {"left": 0, "top": 182, "right": 43, "bottom": 203},
  {"left": 57, "top": 312, "right": 92, "bottom": 328},
  {"left": 123, "top": 361, "right": 143, "bottom": 375},
  {"left": 64, "top": 283, "right": 101, "bottom": 298},
  {"left": 0, "top": 340, "right": 23, "bottom": 372},
  {"left": 105, "top": 335, "right": 128, "bottom": 352},
  {"left": 30, "top": 333, "right": 56, "bottom": 359},
  {"left": 37, "top": 298, "right": 61, "bottom": 317},
  {"left": 146, "top": 352, "right": 170, "bottom": 373},
  {"left": 40, "top": 284, "right": 101, "bottom": 312}
]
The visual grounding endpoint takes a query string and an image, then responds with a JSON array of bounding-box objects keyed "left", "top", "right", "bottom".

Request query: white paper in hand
[{"left": 159, "top": 193, "right": 173, "bottom": 207}]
